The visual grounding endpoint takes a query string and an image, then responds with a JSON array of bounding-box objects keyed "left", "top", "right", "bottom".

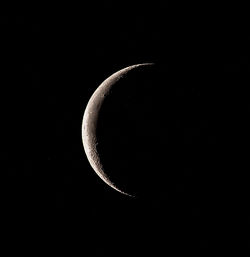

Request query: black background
[{"left": 2, "top": 3, "right": 250, "bottom": 256}]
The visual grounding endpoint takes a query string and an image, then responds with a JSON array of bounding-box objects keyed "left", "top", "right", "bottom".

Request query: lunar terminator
[{"left": 82, "top": 63, "right": 154, "bottom": 196}]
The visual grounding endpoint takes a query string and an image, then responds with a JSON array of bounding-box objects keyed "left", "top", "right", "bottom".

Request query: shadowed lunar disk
[{"left": 82, "top": 63, "right": 219, "bottom": 198}]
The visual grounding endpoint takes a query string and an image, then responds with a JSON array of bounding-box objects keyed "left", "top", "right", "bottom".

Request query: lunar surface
[{"left": 82, "top": 63, "right": 154, "bottom": 197}]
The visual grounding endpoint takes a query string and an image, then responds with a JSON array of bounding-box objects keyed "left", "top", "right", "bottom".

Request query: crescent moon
[{"left": 82, "top": 63, "right": 154, "bottom": 197}]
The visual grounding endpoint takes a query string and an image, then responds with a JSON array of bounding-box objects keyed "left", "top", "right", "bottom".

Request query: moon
[{"left": 82, "top": 63, "right": 154, "bottom": 197}]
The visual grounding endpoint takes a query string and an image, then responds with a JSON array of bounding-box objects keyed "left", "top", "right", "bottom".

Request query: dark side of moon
[{"left": 83, "top": 64, "right": 223, "bottom": 198}]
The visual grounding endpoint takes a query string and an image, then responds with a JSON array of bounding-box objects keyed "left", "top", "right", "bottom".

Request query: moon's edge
[{"left": 82, "top": 63, "right": 155, "bottom": 197}]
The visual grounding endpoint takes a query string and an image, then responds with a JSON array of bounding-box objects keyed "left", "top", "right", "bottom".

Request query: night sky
[{"left": 2, "top": 3, "right": 250, "bottom": 256}]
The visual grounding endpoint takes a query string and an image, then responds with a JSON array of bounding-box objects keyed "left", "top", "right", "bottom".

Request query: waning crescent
[{"left": 82, "top": 63, "right": 154, "bottom": 197}]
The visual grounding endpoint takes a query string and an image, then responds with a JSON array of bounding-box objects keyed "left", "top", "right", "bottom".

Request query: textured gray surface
[{"left": 82, "top": 63, "right": 154, "bottom": 196}]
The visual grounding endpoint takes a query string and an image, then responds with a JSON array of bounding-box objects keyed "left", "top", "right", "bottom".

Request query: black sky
[{"left": 2, "top": 3, "right": 250, "bottom": 256}]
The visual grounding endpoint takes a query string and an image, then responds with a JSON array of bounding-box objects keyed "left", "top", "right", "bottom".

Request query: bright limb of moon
[{"left": 82, "top": 63, "right": 154, "bottom": 197}]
